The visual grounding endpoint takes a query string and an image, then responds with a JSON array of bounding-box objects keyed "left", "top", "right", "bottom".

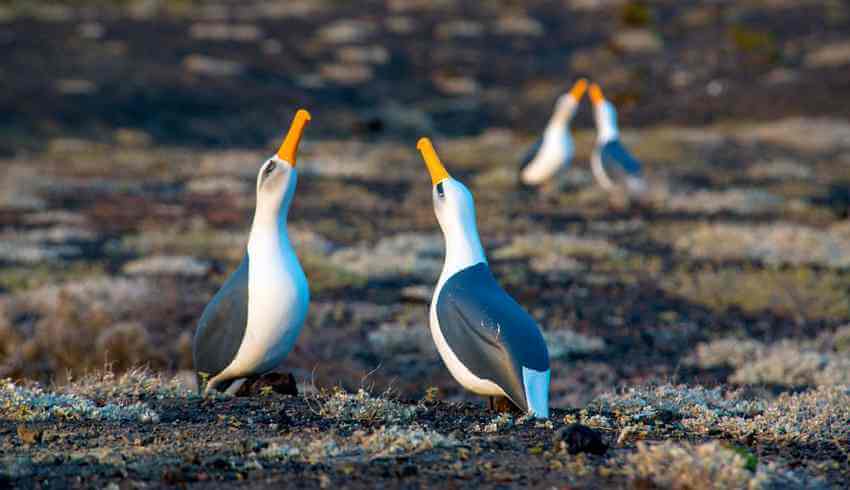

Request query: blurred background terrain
[
  {"left": 1, "top": 1, "right": 850, "bottom": 485},
  {"left": 3, "top": 0, "right": 850, "bottom": 401}
]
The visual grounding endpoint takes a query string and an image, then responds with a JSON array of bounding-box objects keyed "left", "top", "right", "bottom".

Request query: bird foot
[
  {"left": 489, "top": 396, "right": 522, "bottom": 415},
  {"left": 234, "top": 372, "right": 298, "bottom": 397}
]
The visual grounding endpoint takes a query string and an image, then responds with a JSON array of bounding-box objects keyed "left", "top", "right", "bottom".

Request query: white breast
[
  {"left": 521, "top": 125, "right": 572, "bottom": 186},
  {"left": 219, "top": 234, "right": 309, "bottom": 379}
]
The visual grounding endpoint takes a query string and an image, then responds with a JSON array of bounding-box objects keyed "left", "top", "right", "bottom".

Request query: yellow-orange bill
[
  {"left": 416, "top": 137, "right": 450, "bottom": 185},
  {"left": 588, "top": 83, "right": 605, "bottom": 105},
  {"left": 569, "top": 78, "right": 588, "bottom": 101},
  {"left": 276, "top": 109, "right": 312, "bottom": 166}
]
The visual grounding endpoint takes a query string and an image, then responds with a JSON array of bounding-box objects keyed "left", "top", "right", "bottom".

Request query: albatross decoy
[
  {"left": 520, "top": 79, "right": 588, "bottom": 187},
  {"left": 193, "top": 109, "right": 312, "bottom": 395},
  {"left": 417, "top": 137, "right": 551, "bottom": 418},
  {"left": 588, "top": 83, "right": 647, "bottom": 197}
]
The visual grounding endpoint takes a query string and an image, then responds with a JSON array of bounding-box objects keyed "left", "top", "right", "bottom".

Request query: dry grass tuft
[
  {"left": 625, "top": 441, "right": 770, "bottom": 490},
  {"left": 660, "top": 266, "right": 850, "bottom": 321},
  {"left": 352, "top": 424, "right": 458, "bottom": 457},
  {"left": 589, "top": 383, "right": 850, "bottom": 446},
  {"left": 0, "top": 277, "right": 196, "bottom": 382},
  {"left": 690, "top": 337, "right": 850, "bottom": 387},
  {"left": 315, "top": 387, "right": 418, "bottom": 425}
]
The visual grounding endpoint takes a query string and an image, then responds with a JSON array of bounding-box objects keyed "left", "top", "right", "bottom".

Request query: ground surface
[{"left": 1, "top": 0, "right": 850, "bottom": 488}]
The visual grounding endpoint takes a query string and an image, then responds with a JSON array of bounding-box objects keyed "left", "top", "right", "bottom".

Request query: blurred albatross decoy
[
  {"left": 193, "top": 109, "right": 312, "bottom": 396},
  {"left": 519, "top": 79, "right": 588, "bottom": 187},
  {"left": 588, "top": 83, "right": 647, "bottom": 197}
]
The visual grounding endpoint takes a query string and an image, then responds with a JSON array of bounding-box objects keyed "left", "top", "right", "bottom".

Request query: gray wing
[
  {"left": 193, "top": 254, "right": 250, "bottom": 378},
  {"left": 600, "top": 140, "right": 643, "bottom": 180},
  {"left": 519, "top": 137, "right": 543, "bottom": 174},
  {"left": 436, "top": 263, "right": 549, "bottom": 411}
]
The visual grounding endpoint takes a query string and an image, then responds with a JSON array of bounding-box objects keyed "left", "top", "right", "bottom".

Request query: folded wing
[
  {"left": 193, "top": 254, "right": 250, "bottom": 379},
  {"left": 436, "top": 263, "right": 549, "bottom": 411}
]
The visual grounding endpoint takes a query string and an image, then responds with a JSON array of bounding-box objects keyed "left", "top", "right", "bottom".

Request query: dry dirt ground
[{"left": 1, "top": 1, "right": 850, "bottom": 488}]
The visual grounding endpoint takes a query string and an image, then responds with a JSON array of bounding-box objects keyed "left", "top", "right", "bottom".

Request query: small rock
[{"left": 555, "top": 424, "right": 608, "bottom": 455}]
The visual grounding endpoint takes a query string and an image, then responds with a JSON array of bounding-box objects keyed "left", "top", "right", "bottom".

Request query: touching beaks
[
  {"left": 276, "top": 109, "right": 312, "bottom": 167},
  {"left": 569, "top": 78, "right": 588, "bottom": 101},
  {"left": 588, "top": 83, "right": 605, "bottom": 105},
  {"left": 416, "top": 137, "right": 450, "bottom": 185}
]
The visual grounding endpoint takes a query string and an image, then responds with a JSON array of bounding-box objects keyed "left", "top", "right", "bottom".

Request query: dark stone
[{"left": 554, "top": 424, "right": 608, "bottom": 456}]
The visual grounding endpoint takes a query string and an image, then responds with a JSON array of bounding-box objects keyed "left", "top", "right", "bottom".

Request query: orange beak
[
  {"left": 569, "top": 78, "right": 588, "bottom": 101},
  {"left": 276, "top": 109, "right": 312, "bottom": 166},
  {"left": 588, "top": 83, "right": 605, "bottom": 105},
  {"left": 416, "top": 137, "right": 450, "bottom": 185}
]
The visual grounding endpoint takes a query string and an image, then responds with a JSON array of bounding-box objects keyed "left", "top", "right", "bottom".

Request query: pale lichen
[{"left": 0, "top": 378, "right": 159, "bottom": 423}]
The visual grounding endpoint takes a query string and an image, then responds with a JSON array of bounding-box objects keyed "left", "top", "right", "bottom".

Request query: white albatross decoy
[
  {"left": 589, "top": 83, "right": 647, "bottom": 197},
  {"left": 519, "top": 78, "right": 588, "bottom": 186},
  {"left": 193, "top": 109, "right": 312, "bottom": 395},
  {"left": 417, "top": 137, "right": 551, "bottom": 418}
]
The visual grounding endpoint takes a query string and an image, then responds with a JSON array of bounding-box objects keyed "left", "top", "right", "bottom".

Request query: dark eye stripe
[{"left": 264, "top": 161, "right": 276, "bottom": 176}]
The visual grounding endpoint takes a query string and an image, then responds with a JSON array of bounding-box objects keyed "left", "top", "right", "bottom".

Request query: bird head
[
  {"left": 554, "top": 78, "right": 588, "bottom": 120},
  {"left": 416, "top": 137, "right": 478, "bottom": 239},
  {"left": 256, "top": 109, "right": 311, "bottom": 217},
  {"left": 589, "top": 83, "right": 619, "bottom": 143}
]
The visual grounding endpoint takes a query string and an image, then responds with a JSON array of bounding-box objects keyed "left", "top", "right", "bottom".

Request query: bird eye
[
  {"left": 436, "top": 182, "right": 445, "bottom": 198},
  {"left": 264, "top": 161, "right": 276, "bottom": 175}
]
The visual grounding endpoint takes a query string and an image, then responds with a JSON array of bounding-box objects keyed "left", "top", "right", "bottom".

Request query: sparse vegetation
[
  {"left": 624, "top": 441, "right": 772, "bottom": 489},
  {"left": 0, "top": 378, "right": 159, "bottom": 423},
  {"left": 314, "top": 387, "right": 418, "bottom": 425}
]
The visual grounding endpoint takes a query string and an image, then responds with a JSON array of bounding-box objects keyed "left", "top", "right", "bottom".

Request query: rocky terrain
[{"left": 1, "top": 0, "right": 850, "bottom": 488}]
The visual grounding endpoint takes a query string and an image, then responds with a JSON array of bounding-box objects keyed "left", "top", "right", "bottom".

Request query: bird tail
[{"left": 522, "top": 367, "right": 550, "bottom": 419}]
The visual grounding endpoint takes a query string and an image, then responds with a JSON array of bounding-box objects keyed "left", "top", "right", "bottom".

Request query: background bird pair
[{"left": 520, "top": 79, "right": 647, "bottom": 199}]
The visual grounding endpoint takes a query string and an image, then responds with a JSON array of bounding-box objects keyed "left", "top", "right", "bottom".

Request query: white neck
[
  {"left": 547, "top": 96, "right": 578, "bottom": 131},
  {"left": 434, "top": 180, "right": 488, "bottom": 289},
  {"left": 594, "top": 101, "right": 619, "bottom": 144},
  {"left": 439, "top": 220, "right": 487, "bottom": 286},
  {"left": 247, "top": 169, "right": 296, "bottom": 255},
  {"left": 248, "top": 210, "right": 290, "bottom": 257}
]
